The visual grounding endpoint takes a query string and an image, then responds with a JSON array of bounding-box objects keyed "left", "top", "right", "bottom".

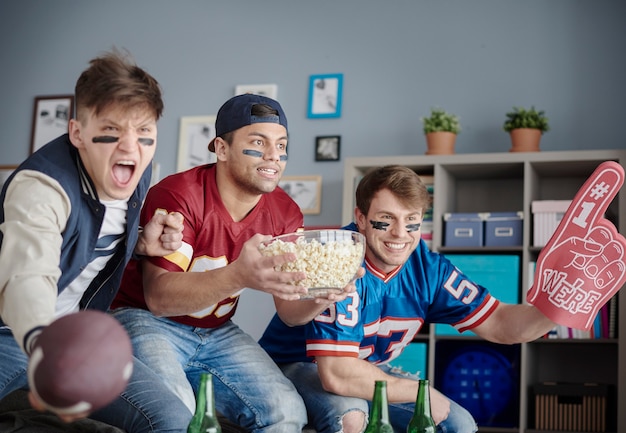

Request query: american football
[{"left": 27, "top": 310, "right": 134, "bottom": 415}]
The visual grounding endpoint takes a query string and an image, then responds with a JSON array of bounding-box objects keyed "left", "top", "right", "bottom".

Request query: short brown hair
[
  {"left": 74, "top": 49, "right": 163, "bottom": 122},
  {"left": 355, "top": 165, "right": 432, "bottom": 216}
]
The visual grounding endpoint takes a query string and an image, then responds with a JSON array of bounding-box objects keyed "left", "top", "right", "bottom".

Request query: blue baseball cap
[{"left": 208, "top": 94, "right": 288, "bottom": 152}]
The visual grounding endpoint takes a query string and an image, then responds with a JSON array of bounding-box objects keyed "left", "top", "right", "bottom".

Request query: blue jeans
[
  {"left": 113, "top": 307, "right": 307, "bottom": 433},
  {"left": 281, "top": 362, "right": 478, "bottom": 433},
  {"left": 0, "top": 327, "right": 191, "bottom": 432}
]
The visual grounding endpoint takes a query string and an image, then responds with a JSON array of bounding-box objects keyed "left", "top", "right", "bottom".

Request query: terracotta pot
[
  {"left": 509, "top": 128, "right": 541, "bottom": 152},
  {"left": 425, "top": 131, "right": 456, "bottom": 155}
]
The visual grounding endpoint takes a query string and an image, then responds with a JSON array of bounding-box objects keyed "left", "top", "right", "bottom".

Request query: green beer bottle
[
  {"left": 364, "top": 380, "right": 394, "bottom": 433},
  {"left": 187, "top": 373, "right": 222, "bottom": 433},
  {"left": 406, "top": 379, "right": 436, "bottom": 433}
]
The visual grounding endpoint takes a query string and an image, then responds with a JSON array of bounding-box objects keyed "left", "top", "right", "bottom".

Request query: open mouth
[
  {"left": 257, "top": 167, "right": 280, "bottom": 180},
  {"left": 112, "top": 161, "right": 136, "bottom": 185},
  {"left": 258, "top": 167, "right": 278, "bottom": 175},
  {"left": 385, "top": 242, "right": 407, "bottom": 251}
]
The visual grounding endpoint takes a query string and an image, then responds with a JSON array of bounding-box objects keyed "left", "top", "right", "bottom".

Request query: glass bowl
[{"left": 259, "top": 229, "right": 365, "bottom": 299}]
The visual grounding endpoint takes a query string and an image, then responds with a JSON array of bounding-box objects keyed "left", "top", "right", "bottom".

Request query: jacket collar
[{"left": 75, "top": 151, "right": 98, "bottom": 201}]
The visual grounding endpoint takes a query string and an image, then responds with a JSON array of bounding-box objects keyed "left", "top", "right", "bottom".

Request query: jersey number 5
[{"left": 444, "top": 270, "right": 479, "bottom": 305}]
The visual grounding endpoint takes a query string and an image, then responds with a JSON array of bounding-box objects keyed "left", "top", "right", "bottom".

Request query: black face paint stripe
[
  {"left": 138, "top": 138, "right": 155, "bottom": 146},
  {"left": 242, "top": 149, "right": 288, "bottom": 161},
  {"left": 406, "top": 223, "right": 421, "bottom": 232},
  {"left": 370, "top": 220, "right": 389, "bottom": 231},
  {"left": 92, "top": 136, "right": 119, "bottom": 143},
  {"left": 242, "top": 149, "right": 264, "bottom": 158}
]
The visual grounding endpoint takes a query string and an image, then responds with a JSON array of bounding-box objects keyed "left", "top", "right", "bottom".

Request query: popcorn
[{"left": 259, "top": 230, "right": 365, "bottom": 298}]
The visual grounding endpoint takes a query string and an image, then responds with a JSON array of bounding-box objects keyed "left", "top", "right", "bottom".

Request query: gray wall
[
  {"left": 2, "top": 0, "right": 625, "bottom": 227},
  {"left": 2, "top": 1, "right": 625, "bottom": 338}
]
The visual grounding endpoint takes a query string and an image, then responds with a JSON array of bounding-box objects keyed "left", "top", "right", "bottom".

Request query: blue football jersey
[{"left": 259, "top": 224, "right": 498, "bottom": 366}]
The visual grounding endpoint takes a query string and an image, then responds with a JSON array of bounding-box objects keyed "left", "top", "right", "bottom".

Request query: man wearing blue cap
[{"left": 111, "top": 94, "right": 311, "bottom": 432}]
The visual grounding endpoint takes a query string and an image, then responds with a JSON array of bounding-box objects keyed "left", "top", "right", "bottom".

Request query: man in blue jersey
[{"left": 260, "top": 165, "right": 560, "bottom": 433}]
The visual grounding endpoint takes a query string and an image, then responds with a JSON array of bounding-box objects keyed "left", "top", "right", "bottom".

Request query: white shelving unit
[{"left": 342, "top": 149, "right": 626, "bottom": 433}]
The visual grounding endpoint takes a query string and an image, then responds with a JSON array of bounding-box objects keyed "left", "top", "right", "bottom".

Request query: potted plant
[
  {"left": 503, "top": 106, "right": 549, "bottom": 152},
  {"left": 421, "top": 108, "right": 461, "bottom": 155}
]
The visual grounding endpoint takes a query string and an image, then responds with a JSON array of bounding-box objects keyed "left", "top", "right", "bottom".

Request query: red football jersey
[{"left": 112, "top": 164, "right": 303, "bottom": 328}]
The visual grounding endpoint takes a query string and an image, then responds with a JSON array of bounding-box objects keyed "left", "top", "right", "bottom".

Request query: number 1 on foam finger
[
  {"left": 548, "top": 162, "right": 623, "bottom": 250},
  {"left": 572, "top": 201, "right": 594, "bottom": 229}
]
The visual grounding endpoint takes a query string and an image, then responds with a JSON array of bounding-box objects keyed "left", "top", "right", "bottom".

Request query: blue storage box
[
  {"left": 484, "top": 211, "right": 523, "bottom": 247},
  {"left": 443, "top": 213, "right": 486, "bottom": 247},
  {"left": 435, "top": 255, "right": 520, "bottom": 336}
]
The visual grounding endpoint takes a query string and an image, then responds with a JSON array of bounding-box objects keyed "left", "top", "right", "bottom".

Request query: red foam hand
[{"left": 527, "top": 161, "right": 626, "bottom": 330}]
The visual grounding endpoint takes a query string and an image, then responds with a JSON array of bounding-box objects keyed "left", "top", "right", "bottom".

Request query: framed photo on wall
[
  {"left": 177, "top": 115, "right": 217, "bottom": 172},
  {"left": 235, "top": 83, "right": 278, "bottom": 100},
  {"left": 30, "top": 95, "right": 74, "bottom": 154},
  {"left": 279, "top": 175, "right": 322, "bottom": 215},
  {"left": 315, "top": 135, "right": 341, "bottom": 161},
  {"left": 307, "top": 73, "right": 343, "bottom": 118}
]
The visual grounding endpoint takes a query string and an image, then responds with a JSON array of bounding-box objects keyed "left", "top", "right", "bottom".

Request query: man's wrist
[{"left": 133, "top": 226, "right": 147, "bottom": 258}]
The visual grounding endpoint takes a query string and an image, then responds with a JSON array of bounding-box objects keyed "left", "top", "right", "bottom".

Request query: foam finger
[{"left": 546, "top": 161, "right": 624, "bottom": 248}]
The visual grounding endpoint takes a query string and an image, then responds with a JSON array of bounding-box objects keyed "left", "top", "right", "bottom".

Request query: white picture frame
[
  {"left": 177, "top": 116, "right": 217, "bottom": 172},
  {"left": 235, "top": 84, "right": 278, "bottom": 100},
  {"left": 279, "top": 175, "right": 322, "bottom": 215}
]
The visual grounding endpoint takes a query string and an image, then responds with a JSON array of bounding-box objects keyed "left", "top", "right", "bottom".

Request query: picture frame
[
  {"left": 177, "top": 115, "right": 217, "bottom": 172},
  {"left": 279, "top": 175, "right": 322, "bottom": 215},
  {"left": 235, "top": 83, "right": 278, "bottom": 100},
  {"left": 315, "top": 135, "right": 341, "bottom": 161},
  {"left": 0, "top": 165, "right": 18, "bottom": 190},
  {"left": 30, "top": 95, "right": 74, "bottom": 154},
  {"left": 307, "top": 73, "right": 343, "bottom": 119}
]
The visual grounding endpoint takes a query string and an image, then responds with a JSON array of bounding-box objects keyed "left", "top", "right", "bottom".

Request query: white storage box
[{"left": 531, "top": 200, "right": 571, "bottom": 247}]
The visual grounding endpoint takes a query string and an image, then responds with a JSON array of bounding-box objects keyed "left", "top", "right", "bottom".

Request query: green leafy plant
[
  {"left": 503, "top": 106, "right": 550, "bottom": 134},
  {"left": 421, "top": 108, "right": 461, "bottom": 134}
]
